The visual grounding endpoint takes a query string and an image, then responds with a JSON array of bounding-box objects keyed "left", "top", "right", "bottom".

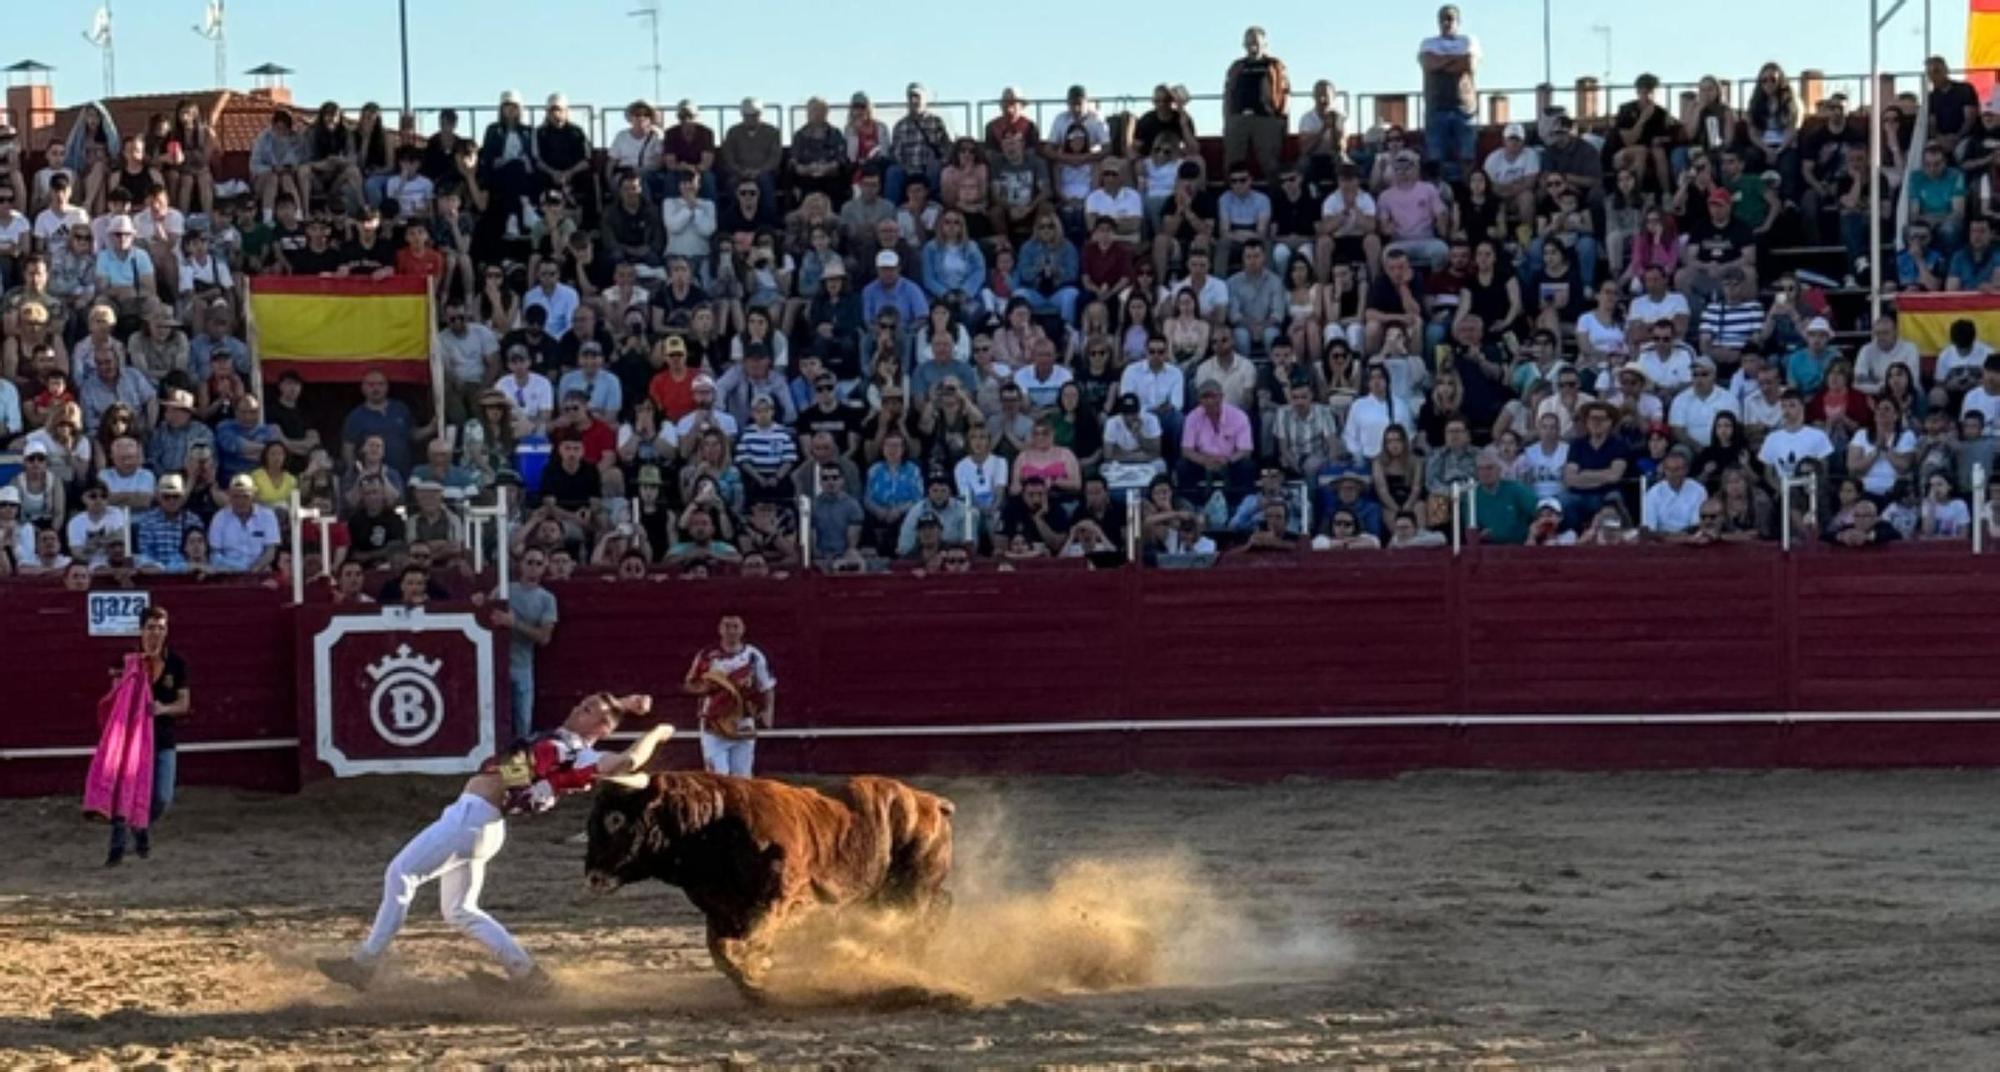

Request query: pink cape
[{"left": 83, "top": 654, "right": 154, "bottom": 829}]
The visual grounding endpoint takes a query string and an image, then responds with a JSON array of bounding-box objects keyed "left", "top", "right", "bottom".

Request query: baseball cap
[
  {"left": 499, "top": 90, "right": 522, "bottom": 106},
  {"left": 162, "top": 389, "right": 195, "bottom": 411},
  {"left": 1707, "top": 188, "right": 1733, "bottom": 207},
  {"left": 1503, "top": 122, "right": 1525, "bottom": 140},
  {"left": 107, "top": 214, "right": 136, "bottom": 235},
  {"left": 157, "top": 474, "right": 187, "bottom": 496},
  {"left": 228, "top": 473, "right": 256, "bottom": 493},
  {"left": 850, "top": 91, "right": 871, "bottom": 106},
  {"left": 662, "top": 335, "right": 688, "bottom": 355},
  {"left": 875, "top": 249, "right": 900, "bottom": 268},
  {"left": 1115, "top": 392, "right": 1141, "bottom": 415},
  {"left": 20, "top": 303, "right": 47, "bottom": 323},
  {"left": 0, "top": 486, "right": 20, "bottom": 505},
  {"left": 1067, "top": 84, "right": 1088, "bottom": 101},
  {"left": 692, "top": 373, "right": 716, "bottom": 390},
  {"left": 637, "top": 464, "right": 664, "bottom": 486},
  {"left": 823, "top": 260, "right": 847, "bottom": 278},
  {"left": 1536, "top": 497, "right": 1563, "bottom": 513},
  {"left": 22, "top": 442, "right": 49, "bottom": 459},
  {"left": 1806, "top": 316, "right": 1833, "bottom": 335}
]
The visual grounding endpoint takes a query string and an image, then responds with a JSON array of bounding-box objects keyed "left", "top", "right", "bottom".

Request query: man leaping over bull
[{"left": 317, "top": 692, "right": 673, "bottom": 995}]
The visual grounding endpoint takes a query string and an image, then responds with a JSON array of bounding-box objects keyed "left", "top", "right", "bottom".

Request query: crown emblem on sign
[{"left": 366, "top": 644, "right": 443, "bottom": 682}]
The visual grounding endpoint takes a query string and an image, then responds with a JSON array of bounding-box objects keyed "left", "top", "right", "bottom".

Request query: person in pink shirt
[
  {"left": 1376, "top": 151, "right": 1449, "bottom": 269},
  {"left": 1177, "top": 380, "right": 1256, "bottom": 496}
]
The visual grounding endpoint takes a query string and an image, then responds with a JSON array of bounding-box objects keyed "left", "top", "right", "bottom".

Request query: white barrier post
[
  {"left": 1125, "top": 491, "right": 1142, "bottom": 562},
  {"left": 1456, "top": 482, "right": 1472, "bottom": 556},
  {"left": 1976, "top": 465, "right": 1988, "bottom": 555},
  {"left": 1779, "top": 474, "right": 1820, "bottom": 551},
  {"left": 798, "top": 494, "right": 814, "bottom": 571},
  {"left": 289, "top": 489, "right": 305, "bottom": 604},
  {"left": 464, "top": 484, "right": 513, "bottom": 597}
]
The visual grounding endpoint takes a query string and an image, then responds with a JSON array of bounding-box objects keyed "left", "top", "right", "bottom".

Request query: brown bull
[{"left": 585, "top": 771, "right": 954, "bottom": 998}]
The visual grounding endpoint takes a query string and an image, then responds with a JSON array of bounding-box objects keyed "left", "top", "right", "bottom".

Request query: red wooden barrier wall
[{"left": 7, "top": 545, "right": 2000, "bottom": 795}]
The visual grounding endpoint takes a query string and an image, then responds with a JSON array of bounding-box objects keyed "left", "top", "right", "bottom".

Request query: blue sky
[{"left": 5, "top": 1, "right": 1967, "bottom": 134}]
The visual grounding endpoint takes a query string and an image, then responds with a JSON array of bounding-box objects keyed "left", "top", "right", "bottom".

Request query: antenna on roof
[
  {"left": 82, "top": 2, "right": 114, "bottom": 98},
  {"left": 628, "top": 2, "right": 662, "bottom": 107},
  {"left": 192, "top": 0, "right": 227, "bottom": 89}
]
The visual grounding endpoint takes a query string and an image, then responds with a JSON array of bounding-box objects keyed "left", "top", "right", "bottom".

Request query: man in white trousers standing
[
  {"left": 317, "top": 692, "right": 671, "bottom": 994},
  {"left": 683, "top": 613, "right": 776, "bottom": 777}
]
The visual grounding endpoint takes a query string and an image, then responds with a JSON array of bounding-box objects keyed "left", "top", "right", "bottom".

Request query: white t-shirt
[
  {"left": 1740, "top": 390, "right": 1785, "bottom": 429},
  {"left": 1102, "top": 412, "right": 1163, "bottom": 456},
  {"left": 1575, "top": 312, "right": 1627, "bottom": 358},
  {"left": 1482, "top": 146, "right": 1541, "bottom": 186},
  {"left": 953, "top": 453, "right": 1009, "bottom": 509},
  {"left": 1084, "top": 187, "right": 1144, "bottom": 223},
  {"left": 1629, "top": 291, "right": 1690, "bottom": 328},
  {"left": 1637, "top": 344, "right": 1694, "bottom": 392},
  {"left": 1924, "top": 497, "right": 1972, "bottom": 536},
  {"left": 65, "top": 506, "right": 130, "bottom": 567},
  {"left": 1848, "top": 428, "right": 1917, "bottom": 496},
  {"left": 1520, "top": 440, "right": 1569, "bottom": 498},
  {"left": 1935, "top": 341, "right": 1992, "bottom": 387},
  {"left": 101, "top": 466, "right": 156, "bottom": 500},
  {"left": 1319, "top": 190, "right": 1378, "bottom": 235},
  {"left": 1642, "top": 478, "right": 1708, "bottom": 533},
  {"left": 494, "top": 372, "right": 556, "bottom": 420},
  {"left": 385, "top": 173, "right": 436, "bottom": 218},
  {"left": 0, "top": 213, "right": 30, "bottom": 254},
  {"left": 1963, "top": 385, "right": 2000, "bottom": 426},
  {"left": 1667, "top": 386, "right": 1739, "bottom": 447},
  {"left": 1173, "top": 276, "right": 1230, "bottom": 320},
  {"left": 1758, "top": 424, "right": 1834, "bottom": 480},
  {"left": 34, "top": 205, "right": 90, "bottom": 247},
  {"left": 134, "top": 207, "right": 186, "bottom": 248}
]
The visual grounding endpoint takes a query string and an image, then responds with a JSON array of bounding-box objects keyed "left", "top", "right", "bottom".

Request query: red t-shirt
[
  {"left": 649, "top": 367, "right": 698, "bottom": 421},
  {"left": 397, "top": 246, "right": 444, "bottom": 281}
]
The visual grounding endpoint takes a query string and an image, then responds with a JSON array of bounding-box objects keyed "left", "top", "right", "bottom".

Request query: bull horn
[{"left": 601, "top": 772, "right": 650, "bottom": 790}]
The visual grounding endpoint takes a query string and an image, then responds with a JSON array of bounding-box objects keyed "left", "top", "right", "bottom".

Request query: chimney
[
  {"left": 247, "top": 85, "right": 293, "bottom": 107},
  {"left": 5, "top": 83, "right": 54, "bottom": 149}
]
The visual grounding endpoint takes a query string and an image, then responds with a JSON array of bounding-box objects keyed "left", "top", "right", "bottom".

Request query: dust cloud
[{"left": 762, "top": 802, "right": 1348, "bottom": 1006}]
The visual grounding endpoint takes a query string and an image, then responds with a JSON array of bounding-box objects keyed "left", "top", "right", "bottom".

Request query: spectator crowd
[{"left": 7, "top": 7, "right": 2000, "bottom": 600}]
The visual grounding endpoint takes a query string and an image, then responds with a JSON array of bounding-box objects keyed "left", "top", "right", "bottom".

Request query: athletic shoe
[{"left": 317, "top": 955, "right": 377, "bottom": 992}]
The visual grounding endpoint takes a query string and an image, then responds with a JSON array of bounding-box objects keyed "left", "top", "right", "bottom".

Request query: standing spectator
[
  {"left": 1222, "top": 26, "right": 1290, "bottom": 181},
  {"left": 1417, "top": 4, "right": 1481, "bottom": 182},
  {"left": 341, "top": 368, "right": 430, "bottom": 476},
  {"left": 1926, "top": 56, "right": 1982, "bottom": 154},
  {"left": 1296, "top": 81, "right": 1347, "bottom": 191},
  {"left": 720, "top": 99, "right": 783, "bottom": 208},
  {"left": 888, "top": 84, "right": 952, "bottom": 206},
  {"left": 534, "top": 95, "right": 594, "bottom": 226},
  {"left": 492, "top": 548, "right": 557, "bottom": 742}
]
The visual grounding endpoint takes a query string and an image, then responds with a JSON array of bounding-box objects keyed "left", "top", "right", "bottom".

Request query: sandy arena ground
[{"left": 3, "top": 769, "right": 1998, "bottom": 1069}]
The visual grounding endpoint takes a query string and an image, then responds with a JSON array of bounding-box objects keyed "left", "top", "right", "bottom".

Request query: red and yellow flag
[
  {"left": 1895, "top": 291, "right": 2000, "bottom": 357},
  {"left": 248, "top": 275, "right": 433, "bottom": 384},
  {"left": 1971, "top": 0, "right": 2000, "bottom": 102}
]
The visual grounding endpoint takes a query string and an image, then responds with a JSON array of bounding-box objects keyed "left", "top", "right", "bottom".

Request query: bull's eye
[{"left": 603, "top": 812, "right": 627, "bottom": 834}]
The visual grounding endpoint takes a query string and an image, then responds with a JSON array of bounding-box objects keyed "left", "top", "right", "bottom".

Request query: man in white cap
[
  {"left": 1782, "top": 316, "right": 1840, "bottom": 395},
  {"left": 887, "top": 82, "right": 951, "bottom": 206},
  {"left": 132, "top": 473, "right": 203, "bottom": 571},
  {"left": 720, "top": 98, "right": 782, "bottom": 208},
  {"left": 674, "top": 373, "right": 739, "bottom": 444},
  {"left": 535, "top": 92, "right": 595, "bottom": 225},
  {"left": 147, "top": 388, "right": 214, "bottom": 473},
  {"left": 208, "top": 472, "right": 282, "bottom": 572},
  {"left": 861, "top": 249, "right": 927, "bottom": 367},
  {"left": 984, "top": 86, "right": 1041, "bottom": 153},
  {"left": 93, "top": 214, "right": 156, "bottom": 319},
  {"left": 1482, "top": 122, "right": 1542, "bottom": 226}
]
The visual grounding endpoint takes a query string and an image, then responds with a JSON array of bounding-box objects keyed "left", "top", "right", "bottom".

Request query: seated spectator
[
  {"left": 1000, "top": 475, "right": 1072, "bottom": 554},
  {"left": 1376, "top": 152, "right": 1448, "bottom": 268},
  {"left": 1463, "top": 448, "right": 1536, "bottom": 544},
  {"left": 1947, "top": 216, "right": 2000, "bottom": 291},
  {"left": 805, "top": 463, "right": 865, "bottom": 568},
  {"left": 207, "top": 473, "right": 281, "bottom": 571},
  {"left": 1312, "top": 509, "right": 1381, "bottom": 551},
  {"left": 1177, "top": 380, "right": 1256, "bottom": 497}
]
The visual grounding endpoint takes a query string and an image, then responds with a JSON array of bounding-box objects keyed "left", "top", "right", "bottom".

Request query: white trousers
[
  {"left": 357, "top": 794, "right": 534, "bottom": 977},
  {"left": 700, "top": 730, "right": 756, "bottom": 777}
]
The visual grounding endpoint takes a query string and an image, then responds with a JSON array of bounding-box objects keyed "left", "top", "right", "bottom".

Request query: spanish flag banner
[
  {"left": 1970, "top": 0, "right": 2000, "bottom": 102},
  {"left": 1894, "top": 291, "right": 2000, "bottom": 357},
  {"left": 248, "top": 275, "right": 433, "bottom": 384}
]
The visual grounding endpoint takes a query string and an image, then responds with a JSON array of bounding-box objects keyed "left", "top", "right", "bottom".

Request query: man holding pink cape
[{"left": 85, "top": 606, "right": 189, "bottom": 866}]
